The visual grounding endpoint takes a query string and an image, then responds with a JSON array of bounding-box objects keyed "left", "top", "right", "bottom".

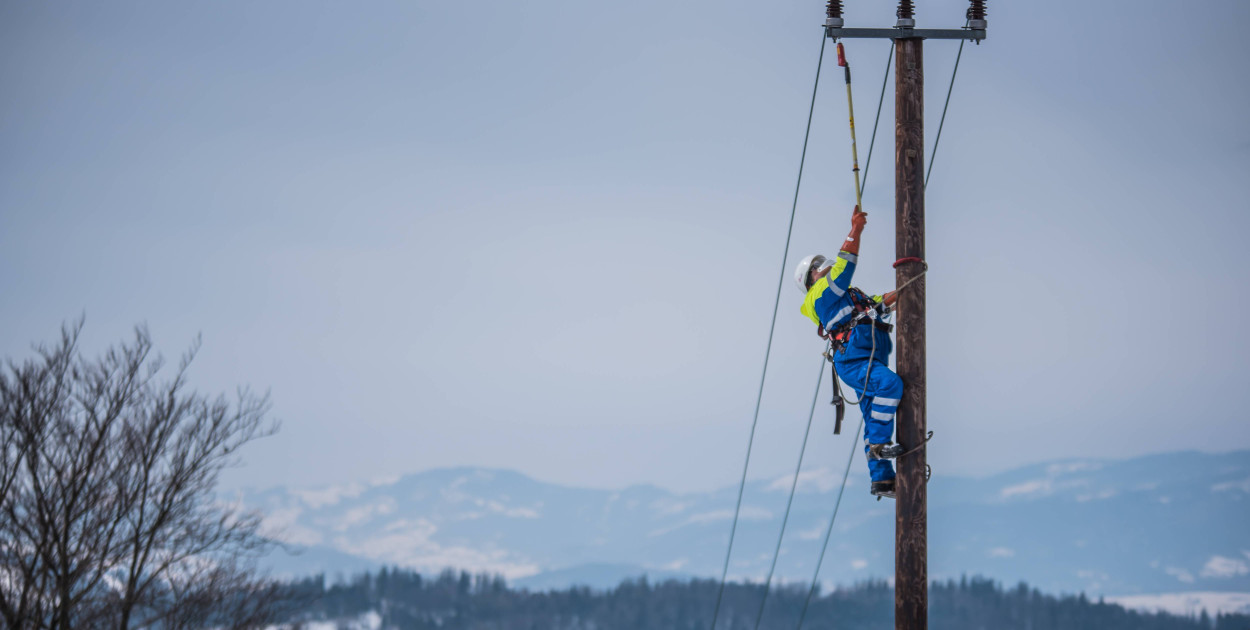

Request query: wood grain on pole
[{"left": 894, "top": 35, "right": 927, "bottom": 630}]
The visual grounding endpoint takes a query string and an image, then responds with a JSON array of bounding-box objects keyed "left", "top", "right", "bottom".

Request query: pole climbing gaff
[{"left": 836, "top": 42, "right": 863, "bottom": 214}]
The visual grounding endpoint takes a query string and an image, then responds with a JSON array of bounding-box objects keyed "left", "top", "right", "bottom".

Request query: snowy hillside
[{"left": 239, "top": 450, "right": 1250, "bottom": 605}]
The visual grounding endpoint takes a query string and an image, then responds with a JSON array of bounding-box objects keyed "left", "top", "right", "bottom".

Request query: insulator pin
[
  {"left": 896, "top": 0, "right": 915, "bottom": 28},
  {"left": 826, "top": 0, "right": 844, "bottom": 28},
  {"left": 967, "top": 0, "right": 987, "bottom": 29}
]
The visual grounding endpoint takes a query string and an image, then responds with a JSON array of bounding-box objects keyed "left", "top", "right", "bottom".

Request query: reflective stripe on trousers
[{"left": 834, "top": 357, "right": 904, "bottom": 483}]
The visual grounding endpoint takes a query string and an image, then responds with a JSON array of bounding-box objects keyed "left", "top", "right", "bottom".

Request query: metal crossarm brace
[{"left": 826, "top": 27, "right": 985, "bottom": 41}]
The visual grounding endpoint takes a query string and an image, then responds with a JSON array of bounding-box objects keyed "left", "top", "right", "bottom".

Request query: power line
[
  {"left": 708, "top": 31, "right": 829, "bottom": 630},
  {"left": 926, "top": 25, "right": 968, "bottom": 190},
  {"left": 753, "top": 42, "right": 896, "bottom": 630},
  {"left": 752, "top": 355, "right": 825, "bottom": 629},
  {"left": 795, "top": 419, "right": 863, "bottom": 630},
  {"left": 798, "top": 36, "right": 967, "bottom": 630},
  {"left": 861, "top": 42, "right": 895, "bottom": 193},
  {"left": 715, "top": 21, "right": 971, "bottom": 629}
]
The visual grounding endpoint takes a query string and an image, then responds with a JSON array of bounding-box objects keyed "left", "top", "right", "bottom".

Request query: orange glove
[
  {"left": 851, "top": 206, "right": 867, "bottom": 231},
  {"left": 842, "top": 206, "right": 866, "bottom": 255}
]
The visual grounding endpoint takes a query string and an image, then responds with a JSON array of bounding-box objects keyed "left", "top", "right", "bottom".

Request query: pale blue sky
[{"left": 2, "top": 0, "right": 1248, "bottom": 494}]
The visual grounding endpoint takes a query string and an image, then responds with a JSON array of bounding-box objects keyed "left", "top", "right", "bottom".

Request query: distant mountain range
[{"left": 240, "top": 450, "right": 1250, "bottom": 612}]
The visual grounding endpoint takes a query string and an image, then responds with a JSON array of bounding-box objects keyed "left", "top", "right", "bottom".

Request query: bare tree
[{"left": 0, "top": 321, "right": 290, "bottom": 629}]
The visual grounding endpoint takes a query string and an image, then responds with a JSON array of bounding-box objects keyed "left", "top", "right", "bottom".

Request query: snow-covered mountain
[{"left": 240, "top": 450, "right": 1250, "bottom": 603}]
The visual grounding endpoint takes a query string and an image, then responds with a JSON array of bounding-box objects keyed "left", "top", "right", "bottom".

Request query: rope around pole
[
  {"left": 709, "top": 31, "right": 828, "bottom": 630},
  {"left": 749, "top": 42, "right": 896, "bottom": 630},
  {"left": 893, "top": 258, "right": 929, "bottom": 295}
]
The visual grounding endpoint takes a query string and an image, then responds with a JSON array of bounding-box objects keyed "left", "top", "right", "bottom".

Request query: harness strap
[
  {"left": 825, "top": 350, "right": 845, "bottom": 435},
  {"left": 856, "top": 319, "right": 893, "bottom": 333}
]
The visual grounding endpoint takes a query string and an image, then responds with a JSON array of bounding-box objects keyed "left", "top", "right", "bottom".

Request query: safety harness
[{"left": 815, "top": 287, "right": 892, "bottom": 434}]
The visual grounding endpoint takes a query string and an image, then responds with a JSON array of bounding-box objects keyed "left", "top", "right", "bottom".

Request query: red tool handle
[{"left": 837, "top": 42, "right": 847, "bottom": 67}]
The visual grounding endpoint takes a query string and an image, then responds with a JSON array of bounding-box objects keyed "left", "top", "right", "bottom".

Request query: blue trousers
[{"left": 834, "top": 358, "right": 903, "bottom": 483}]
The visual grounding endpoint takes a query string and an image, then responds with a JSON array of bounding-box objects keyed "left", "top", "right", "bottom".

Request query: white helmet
[{"left": 794, "top": 254, "right": 827, "bottom": 294}]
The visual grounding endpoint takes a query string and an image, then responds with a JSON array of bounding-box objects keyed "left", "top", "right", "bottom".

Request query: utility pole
[
  {"left": 824, "top": 2, "right": 986, "bottom": 629},
  {"left": 893, "top": 15, "right": 927, "bottom": 629}
]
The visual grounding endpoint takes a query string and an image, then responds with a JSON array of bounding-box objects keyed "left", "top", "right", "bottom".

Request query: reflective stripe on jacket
[
  {"left": 800, "top": 251, "right": 859, "bottom": 331},
  {"left": 800, "top": 251, "right": 892, "bottom": 363}
]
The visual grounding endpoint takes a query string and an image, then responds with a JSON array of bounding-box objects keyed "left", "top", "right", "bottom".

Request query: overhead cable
[{"left": 708, "top": 31, "right": 829, "bottom": 630}]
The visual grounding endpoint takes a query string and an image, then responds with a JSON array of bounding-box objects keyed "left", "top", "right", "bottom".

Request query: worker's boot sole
[{"left": 870, "top": 480, "right": 896, "bottom": 499}]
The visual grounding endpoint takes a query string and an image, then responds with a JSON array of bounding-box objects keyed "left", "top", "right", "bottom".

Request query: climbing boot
[
  {"left": 870, "top": 479, "right": 896, "bottom": 499},
  {"left": 867, "top": 442, "right": 905, "bottom": 460}
]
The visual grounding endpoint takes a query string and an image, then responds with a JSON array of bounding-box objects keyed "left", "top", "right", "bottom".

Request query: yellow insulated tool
[{"left": 836, "top": 41, "right": 863, "bottom": 214}]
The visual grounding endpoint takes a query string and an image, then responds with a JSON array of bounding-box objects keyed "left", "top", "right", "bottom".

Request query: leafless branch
[{"left": 0, "top": 322, "right": 288, "bottom": 629}]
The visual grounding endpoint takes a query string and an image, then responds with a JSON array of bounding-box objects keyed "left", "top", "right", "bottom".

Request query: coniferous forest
[{"left": 281, "top": 569, "right": 1250, "bottom": 630}]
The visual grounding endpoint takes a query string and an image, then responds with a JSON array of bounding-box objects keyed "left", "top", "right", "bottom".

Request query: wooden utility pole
[
  {"left": 893, "top": 34, "right": 927, "bottom": 630},
  {"left": 825, "top": 2, "right": 984, "bottom": 628}
]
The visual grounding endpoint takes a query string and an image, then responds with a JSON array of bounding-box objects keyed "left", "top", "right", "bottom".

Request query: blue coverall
[{"left": 799, "top": 251, "right": 902, "bottom": 483}]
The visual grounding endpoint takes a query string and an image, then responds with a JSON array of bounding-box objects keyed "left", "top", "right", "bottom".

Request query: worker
[{"left": 795, "top": 207, "right": 903, "bottom": 499}]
